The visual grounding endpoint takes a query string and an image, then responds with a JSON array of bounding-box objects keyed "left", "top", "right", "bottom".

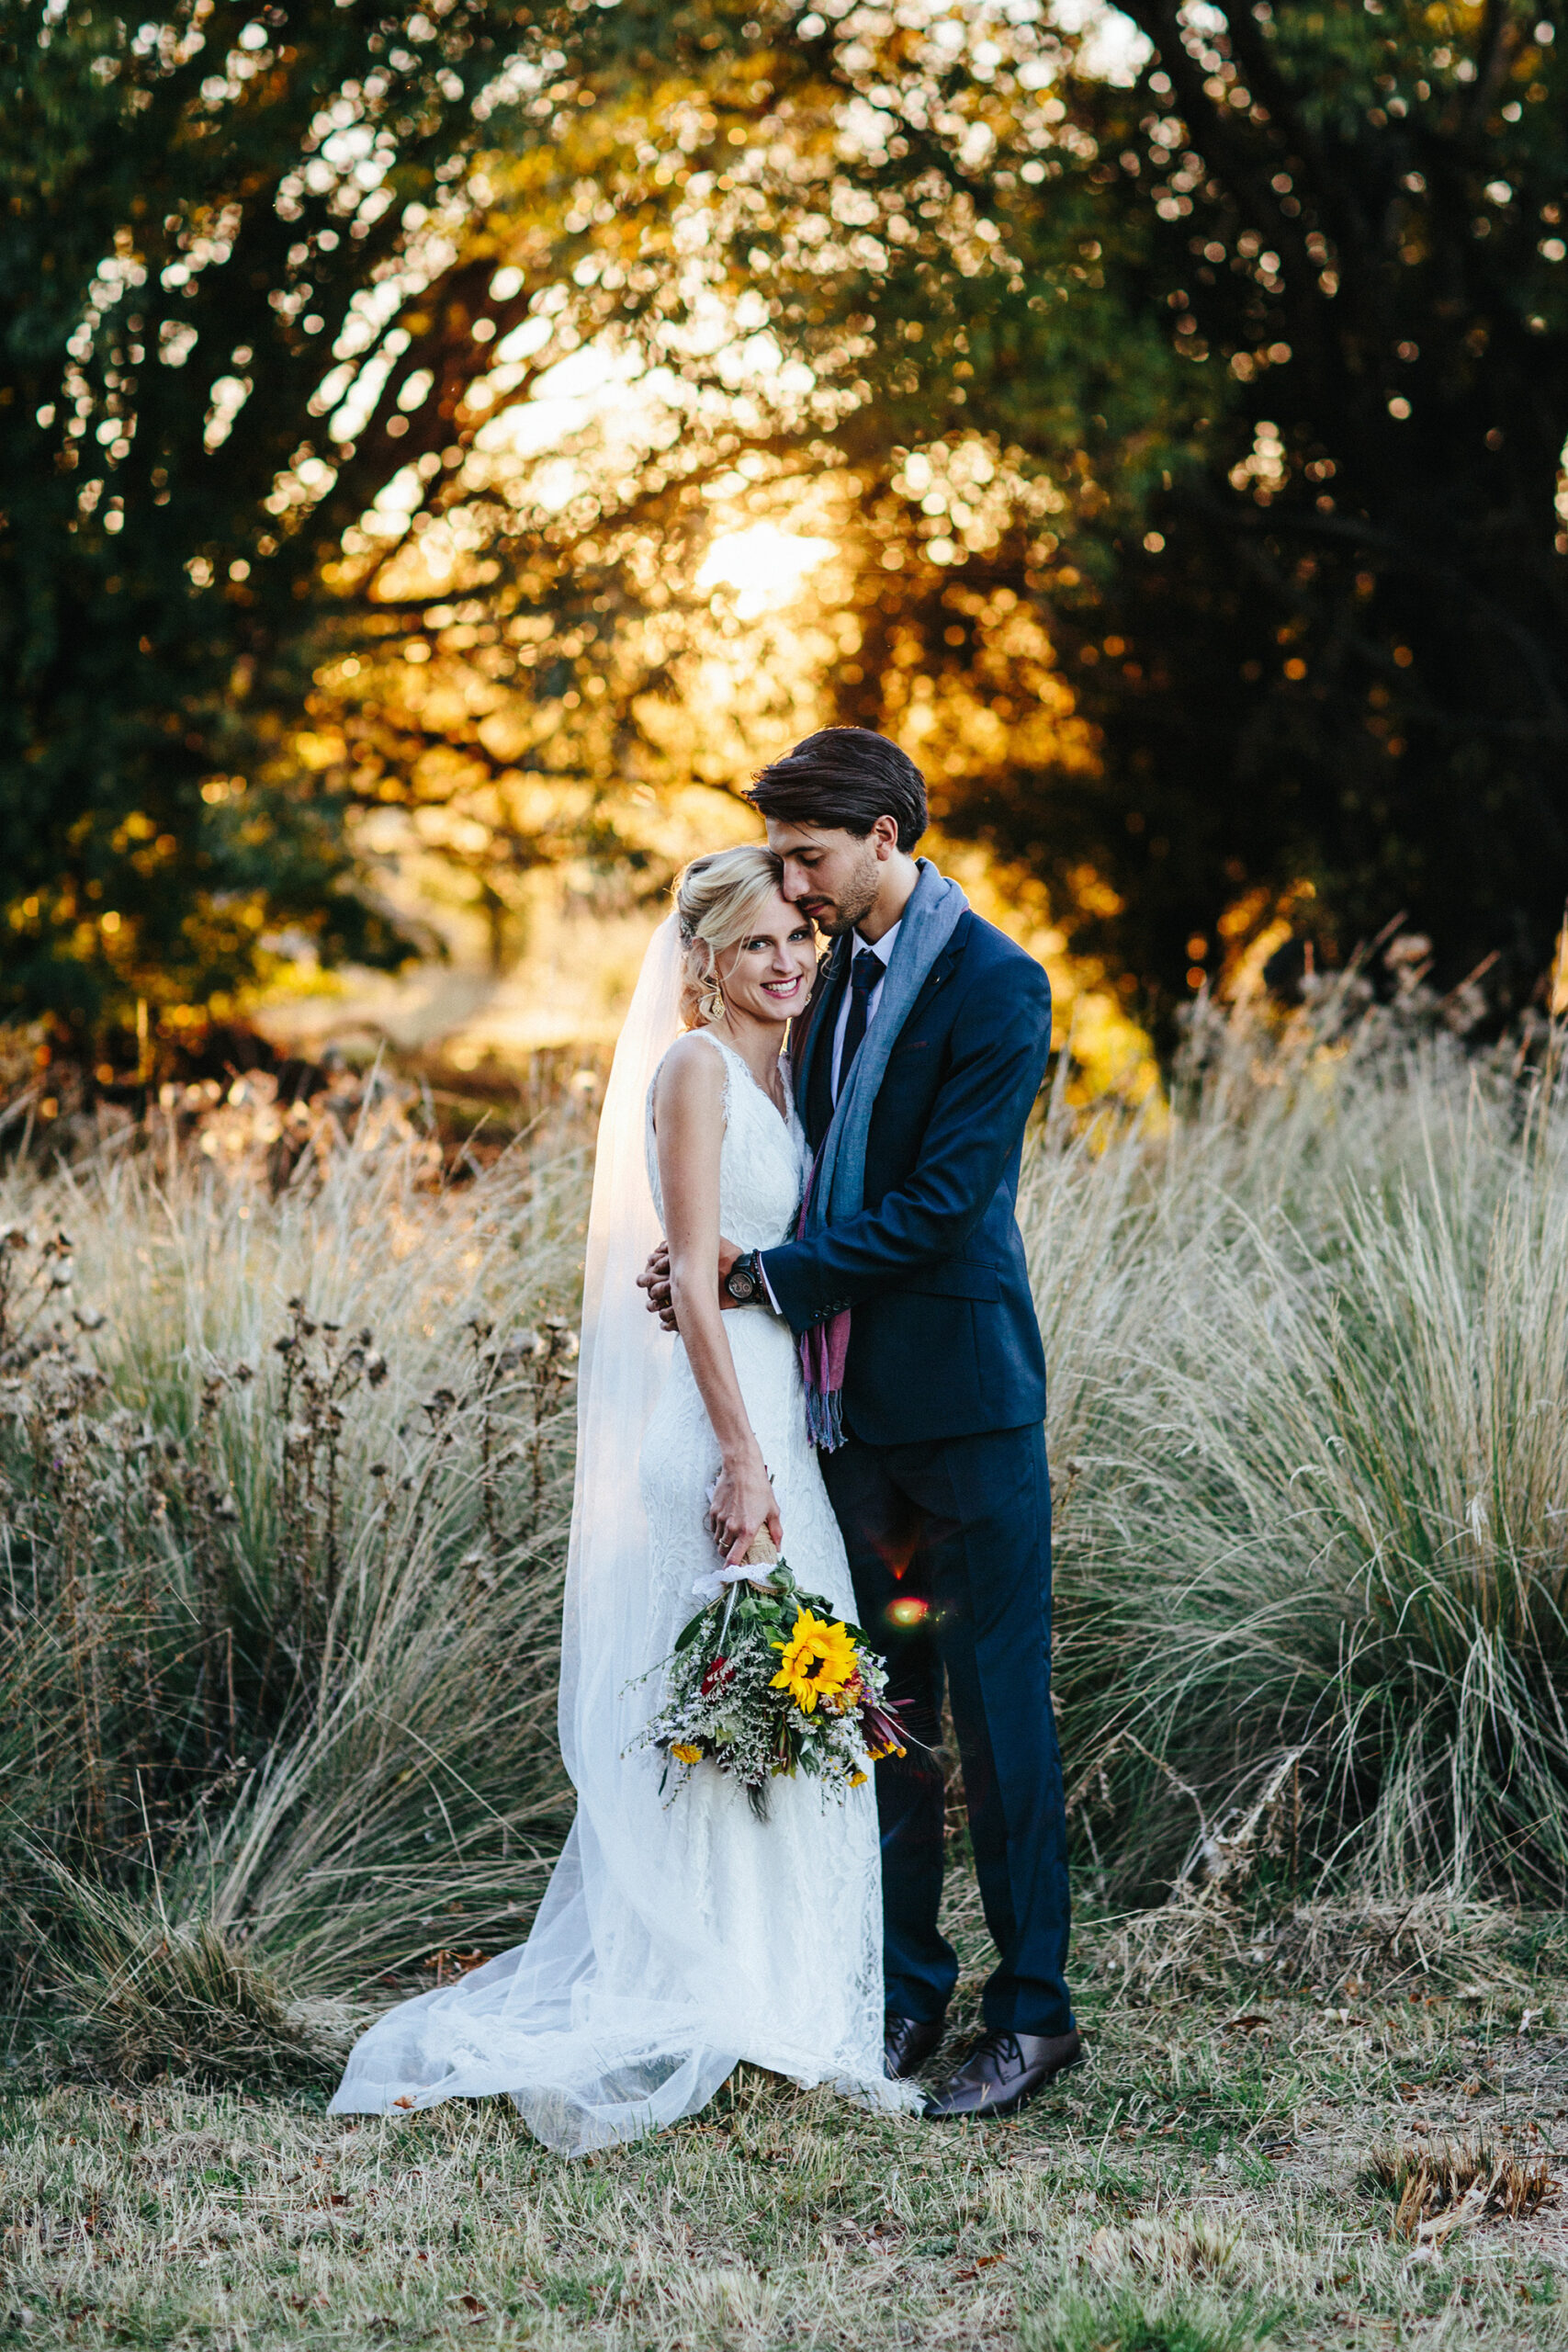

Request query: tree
[
  {"left": 738, "top": 0, "right": 1568, "bottom": 1027},
  {"left": 286, "top": 2, "right": 850, "bottom": 967},
  {"left": 401, "top": 0, "right": 1567, "bottom": 1029},
  {"left": 34, "top": 0, "right": 1551, "bottom": 1056},
  {"left": 0, "top": 0, "right": 585, "bottom": 1057},
  {"left": 1052, "top": 0, "right": 1568, "bottom": 1023},
  {"left": 0, "top": 0, "right": 861, "bottom": 1057}
]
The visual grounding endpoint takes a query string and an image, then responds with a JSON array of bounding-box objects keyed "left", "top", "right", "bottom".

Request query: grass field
[
  {"left": 4, "top": 973, "right": 1568, "bottom": 2346},
  {"left": 6, "top": 1889, "right": 1568, "bottom": 2349}
]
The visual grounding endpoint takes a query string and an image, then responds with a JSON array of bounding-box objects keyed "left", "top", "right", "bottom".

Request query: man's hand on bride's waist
[
  {"left": 636, "top": 1242, "right": 678, "bottom": 1330},
  {"left": 637, "top": 1237, "right": 758, "bottom": 1332}
]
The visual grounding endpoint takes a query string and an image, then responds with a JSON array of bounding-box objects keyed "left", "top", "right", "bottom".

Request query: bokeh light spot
[{"left": 697, "top": 524, "right": 833, "bottom": 619}]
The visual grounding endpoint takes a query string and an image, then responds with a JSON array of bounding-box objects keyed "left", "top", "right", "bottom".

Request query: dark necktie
[{"left": 835, "top": 947, "right": 881, "bottom": 1101}]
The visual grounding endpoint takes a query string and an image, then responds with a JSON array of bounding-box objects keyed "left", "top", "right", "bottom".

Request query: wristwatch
[{"left": 723, "top": 1250, "right": 767, "bottom": 1306}]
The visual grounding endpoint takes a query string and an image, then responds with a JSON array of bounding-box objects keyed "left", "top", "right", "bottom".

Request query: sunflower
[{"left": 770, "top": 1606, "right": 860, "bottom": 1714}]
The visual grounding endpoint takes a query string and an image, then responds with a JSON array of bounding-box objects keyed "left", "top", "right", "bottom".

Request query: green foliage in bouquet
[{"left": 637, "top": 1566, "right": 908, "bottom": 1823}]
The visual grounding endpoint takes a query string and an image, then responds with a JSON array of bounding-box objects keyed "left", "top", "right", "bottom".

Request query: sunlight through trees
[{"left": 4, "top": 0, "right": 1564, "bottom": 1068}]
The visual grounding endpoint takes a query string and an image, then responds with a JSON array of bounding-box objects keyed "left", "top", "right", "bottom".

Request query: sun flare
[{"left": 697, "top": 524, "right": 834, "bottom": 618}]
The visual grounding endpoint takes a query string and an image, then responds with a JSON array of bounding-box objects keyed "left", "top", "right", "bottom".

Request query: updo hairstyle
[{"left": 673, "top": 844, "right": 789, "bottom": 1029}]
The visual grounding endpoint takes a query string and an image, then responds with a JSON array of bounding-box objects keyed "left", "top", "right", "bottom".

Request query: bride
[{"left": 330, "top": 846, "right": 917, "bottom": 2153}]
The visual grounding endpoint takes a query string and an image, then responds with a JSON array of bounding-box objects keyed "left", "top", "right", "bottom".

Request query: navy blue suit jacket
[{"left": 760, "top": 907, "right": 1050, "bottom": 1447}]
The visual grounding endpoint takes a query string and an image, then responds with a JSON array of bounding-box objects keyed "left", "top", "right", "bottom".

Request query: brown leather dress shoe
[
  {"left": 884, "top": 2011, "right": 946, "bottom": 2081},
  {"left": 923, "top": 2027, "right": 1083, "bottom": 2120}
]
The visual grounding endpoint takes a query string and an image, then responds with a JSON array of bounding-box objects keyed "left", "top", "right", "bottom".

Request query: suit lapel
[{"left": 884, "top": 910, "right": 972, "bottom": 1046}]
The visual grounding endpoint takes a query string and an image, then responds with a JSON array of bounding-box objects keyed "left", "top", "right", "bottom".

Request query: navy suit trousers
[{"left": 823, "top": 1423, "right": 1074, "bottom": 2040}]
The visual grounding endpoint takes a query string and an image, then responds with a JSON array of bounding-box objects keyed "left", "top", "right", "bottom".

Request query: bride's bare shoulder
[{"left": 651, "top": 1030, "right": 727, "bottom": 1125}]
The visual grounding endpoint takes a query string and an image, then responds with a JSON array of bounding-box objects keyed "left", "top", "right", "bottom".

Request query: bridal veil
[{"left": 331, "top": 917, "right": 742, "bottom": 2151}]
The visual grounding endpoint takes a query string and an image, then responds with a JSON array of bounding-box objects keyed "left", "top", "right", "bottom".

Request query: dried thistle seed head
[
  {"left": 213, "top": 1495, "right": 241, "bottom": 1521},
  {"left": 365, "top": 1351, "right": 388, "bottom": 1385},
  {"left": 50, "top": 1262, "right": 74, "bottom": 1288},
  {"left": 357, "top": 1328, "right": 374, "bottom": 1346},
  {"left": 550, "top": 1328, "right": 580, "bottom": 1361},
  {"left": 233, "top": 1362, "right": 254, "bottom": 1383},
  {"left": 73, "top": 1306, "right": 106, "bottom": 1331}
]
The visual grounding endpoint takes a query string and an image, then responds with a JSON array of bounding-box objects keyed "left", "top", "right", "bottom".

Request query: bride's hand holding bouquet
[{"left": 705, "top": 1440, "right": 782, "bottom": 1566}]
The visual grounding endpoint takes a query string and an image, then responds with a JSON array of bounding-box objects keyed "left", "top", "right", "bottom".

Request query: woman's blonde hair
[{"left": 673, "top": 844, "right": 788, "bottom": 1028}]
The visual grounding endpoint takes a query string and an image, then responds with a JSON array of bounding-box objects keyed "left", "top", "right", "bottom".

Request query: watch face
[{"left": 728, "top": 1262, "right": 756, "bottom": 1300}]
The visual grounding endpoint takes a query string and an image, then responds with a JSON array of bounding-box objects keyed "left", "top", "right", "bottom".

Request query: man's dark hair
[{"left": 746, "top": 728, "right": 927, "bottom": 853}]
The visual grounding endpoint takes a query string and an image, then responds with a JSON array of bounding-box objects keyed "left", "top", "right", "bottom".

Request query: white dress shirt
[{"left": 829, "top": 919, "right": 902, "bottom": 1104}]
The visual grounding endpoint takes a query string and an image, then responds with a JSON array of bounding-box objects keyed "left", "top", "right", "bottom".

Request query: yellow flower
[
  {"left": 670, "top": 1742, "right": 703, "bottom": 1764},
  {"left": 850, "top": 1770, "right": 869, "bottom": 1788},
  {"left": 770, "top": 1607, "right": 860, "bottom": 1715}
]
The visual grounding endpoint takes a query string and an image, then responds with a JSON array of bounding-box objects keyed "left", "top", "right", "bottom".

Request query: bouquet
[{"left": 637, "top": 1555, "right": 909, "bottom": 1819}]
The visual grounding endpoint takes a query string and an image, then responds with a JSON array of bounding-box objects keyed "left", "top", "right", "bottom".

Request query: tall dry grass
[
  {"left": 5, "top": 973, "right": 1568, "bottom": 2085},
  {"left": 0, "top": 1116, "right": 583, "bottom": 2076},
  {"left": 1032, "top": 976, "right": 1568, "bottom": 1907}
]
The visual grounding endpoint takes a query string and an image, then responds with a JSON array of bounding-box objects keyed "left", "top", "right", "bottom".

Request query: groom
[{"left": 645, "top": 728, "right": 1077, "bottom": 2119}]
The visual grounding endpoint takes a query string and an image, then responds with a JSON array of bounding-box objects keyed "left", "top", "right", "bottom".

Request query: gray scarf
[{"left": 797, "top": 857, "right": 968, "bottom": 1446}]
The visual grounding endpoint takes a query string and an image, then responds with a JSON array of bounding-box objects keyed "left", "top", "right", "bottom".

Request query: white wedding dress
[{"left": 330, "top": 922, "right": 913, "bottom": 2153}]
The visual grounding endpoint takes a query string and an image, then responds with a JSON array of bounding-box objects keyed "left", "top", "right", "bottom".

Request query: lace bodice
[{"left": 645, "top": 1030, "right": 808, "bottom": 1250}]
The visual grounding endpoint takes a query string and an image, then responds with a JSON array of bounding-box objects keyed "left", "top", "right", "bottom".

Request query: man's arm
[{"left": 760, "top": 955, "right": 1050, "bottom": 1335}]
